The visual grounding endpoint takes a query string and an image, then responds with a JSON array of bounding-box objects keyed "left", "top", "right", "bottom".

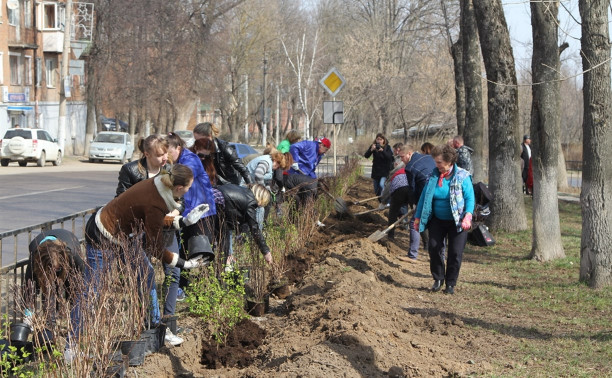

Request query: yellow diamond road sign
[{"left": 320, "top": 67, "right": 345, "bottom": 97}]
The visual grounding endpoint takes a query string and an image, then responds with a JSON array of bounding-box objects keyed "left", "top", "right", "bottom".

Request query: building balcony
[{"left": 42, "top": 31, "right": 64, "bottom": 53}]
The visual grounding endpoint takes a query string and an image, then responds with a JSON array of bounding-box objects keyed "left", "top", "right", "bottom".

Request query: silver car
[{"left": 89, "top": 132, "right": 134, "bottom": 164}]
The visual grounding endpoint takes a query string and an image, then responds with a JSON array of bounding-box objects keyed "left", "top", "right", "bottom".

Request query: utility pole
[
  {"left": 58, "top": 0, "right": 73, "bottom": 155},
  {"left": 243, "top": 74, "right": 248, "bottom": 142}
]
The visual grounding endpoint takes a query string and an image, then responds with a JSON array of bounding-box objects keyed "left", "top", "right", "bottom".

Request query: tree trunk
[
  {"left": 472, "top": 0, "right": 527, "bottom": 232},
  {"left": 84, "top": 59, "right": 97, "bottom": 156},
  {"left": 174, "top": 99, "right": 197, "bottom": 131},
  {"left": 556, "top": 142, "right": 569, "bottom": 191},
  {"left": 578, "top": 0, "right": 612, "bottom": 288},
  {"left": 529, "top": 0, "right": 564, "bottom": 261},
  {"left": 461, "top": 0, "right": 485, "bottom": 184},
  {"left": 451, "top": 37, "right": 465, "bottom": 136}
]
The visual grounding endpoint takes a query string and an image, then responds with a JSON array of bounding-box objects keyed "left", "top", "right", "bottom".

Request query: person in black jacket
[
  {"left": 193, "top": 122, "right": 252, "bottom": 186},
  {"left": 364, "top": 133, "right": 394, "bottom": 198},
  {"left": 116, "top": 134, "right": 171, "bottom": 196},
  {"left": 216, "top": 183, "right": 273, "bottom": 267}
]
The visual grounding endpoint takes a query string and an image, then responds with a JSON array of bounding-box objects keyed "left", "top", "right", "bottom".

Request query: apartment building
[{"left": 0, "top": 0, "right": 87, "bottom": 153}]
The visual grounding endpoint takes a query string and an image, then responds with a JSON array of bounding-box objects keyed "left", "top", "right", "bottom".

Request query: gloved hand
[
  {"left": 413, "top": 218, "right": 420, "bottom": 231},
  {"left": 461, "top": 213, "right": 472, "bottom": 231},
  {"left": 171, "top": 216, "right": 183, "bottom": 230},
  {"left": 184, "top": 204, "right": 210, "bottom": 226},
  {"left": 24, "top": 309, "right": 33, "bottom": 330},
  {"left": 264, "top": 252, "right": 273, "bottom": 264},
  {"left": 183, "top": 255, "right": 204, "bottom": 269}
]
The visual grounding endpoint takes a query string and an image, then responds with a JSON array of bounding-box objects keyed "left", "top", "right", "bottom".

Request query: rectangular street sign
[{"left": 323, "top": 101, "right": 344, "bottom": 124}]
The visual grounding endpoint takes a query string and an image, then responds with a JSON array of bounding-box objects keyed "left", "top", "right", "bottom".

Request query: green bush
[{"left": 186, "top": 265, "right": 248, "bottom": 344}]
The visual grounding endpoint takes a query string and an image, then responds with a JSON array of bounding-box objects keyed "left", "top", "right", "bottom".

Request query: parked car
[
  {"left": 89, "top": 131, "right": 134, "bottom": 164},
  {"left": 100, "top": 116, "right": 129, "bottom": 132},
  {"left": 0, "top": 128, "right": 62, "bottom": 167},
  {"left": 229, "top": 142, "right": 258, "bottom": 159},
  {"left": 173, "top": 130, "right": 195, "bottom": 148}
]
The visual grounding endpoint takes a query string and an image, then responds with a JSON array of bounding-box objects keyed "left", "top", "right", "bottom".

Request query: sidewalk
[{"left": 0, "top": 155, "right": 121, "bottom": 176}]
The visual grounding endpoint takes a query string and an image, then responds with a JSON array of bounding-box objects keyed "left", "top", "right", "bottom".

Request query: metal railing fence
[{"left": 0, "top": 207, "right": 98, "bottom": 322}]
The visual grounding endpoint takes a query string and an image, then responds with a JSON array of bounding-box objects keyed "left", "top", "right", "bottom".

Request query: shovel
[
  {"left": 352, "top": 195, "right": 381, "bottom": 205},
  {"left": 354, "top": 206, "right": 386, "bottom": 216},
  {"left": 319, "top": 188, "right": 351, "bottom": 216},
  {"left": 367, "top": 211, "right": 412, "bottom": 242}
]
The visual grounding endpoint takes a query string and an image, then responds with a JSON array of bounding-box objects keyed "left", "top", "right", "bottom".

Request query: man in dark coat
[
  {"left": 398, "top": 145, "right": 436, "bottom": 262},
  {"left": 453, "top": 135, "right": 474, "bottom": 175},
  {"left": 520, "top": 134, "right": 531, "bottom": 193}
]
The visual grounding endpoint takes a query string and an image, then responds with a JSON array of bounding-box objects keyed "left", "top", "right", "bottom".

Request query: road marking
[{"left": 0, "top": 186, "right": 85, "bottom": 200}]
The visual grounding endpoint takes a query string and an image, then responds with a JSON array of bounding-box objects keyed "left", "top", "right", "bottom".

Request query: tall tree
[
  {"left": 578, "top": 0, "right": 612, "bottom": 288},
  {"left": 460, "top": 0, "right": 485, "bottom": 183},
  {"left": 528, "top": 0, "right": 564, "bottom": 261},
  {"left": 440, "top": 0, "right": 464, "bottom": 137},
  {"left": 472, "top": 0, "right": 527, "bottom": 231}
]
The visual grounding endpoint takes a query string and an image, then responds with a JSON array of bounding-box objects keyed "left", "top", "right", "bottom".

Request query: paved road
[
  {"left": 0, "top": 157, "right": 123, "bottom": 265},
  {"left": 0, "top": 157, "right": 121, "bottom": 232}
]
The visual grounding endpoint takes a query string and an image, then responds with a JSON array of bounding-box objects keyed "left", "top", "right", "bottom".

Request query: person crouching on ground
[
  {"left": 414, "top": 144, "right": 474, "bottom": 295},
  {"left": 67, "top": 165, "right": 208, "bottom": 360},
  {"left": 216, "top": 183, "right": 274, "bottom": 268},
  {"left": 24, "top": 229, "right": 85, "bottom": 328}
]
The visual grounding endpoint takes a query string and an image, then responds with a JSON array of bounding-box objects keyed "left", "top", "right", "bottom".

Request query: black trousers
[{"left": 427, "top": 216, "right": 468, "bottom": 287}]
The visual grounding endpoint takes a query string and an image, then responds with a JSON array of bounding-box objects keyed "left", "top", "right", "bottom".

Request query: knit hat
[{"left": 319, "top": 138, "right": 331, "bottom": 149}]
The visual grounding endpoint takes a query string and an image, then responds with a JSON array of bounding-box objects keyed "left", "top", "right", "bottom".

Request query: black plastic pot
[
  {"left": 9, "top": 341, "right": 34, "bottom": 363},
  {"left": 0, "top": 339, "right": 9, "bottom": 359},
  {"left": 245, "top": 295, "right": 270, "bottom": 317},
  {"left": 119, "top": 340, "right": 146, "bottom": 366},
  {"left": 141, "top": 324, "right": 166, "bottom": 355},
  {"left": 34, "top": 328, "right": 55, "bottom": 352},
  {"left": 10, "top": 323, "right": 31, "bottom": 343}
]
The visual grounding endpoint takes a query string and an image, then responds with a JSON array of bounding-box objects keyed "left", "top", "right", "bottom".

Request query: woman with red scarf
[{"left": 414, "top": 145, "right": 475, "bottom": 295}]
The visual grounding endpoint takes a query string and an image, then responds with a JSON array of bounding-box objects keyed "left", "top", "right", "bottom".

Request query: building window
[
  {"left": 25, "top": 56, "right": 32, "bottom": 85},
  {"left": 35, "top": 58, "right": 42, "bottom": 87},
  {"left": 24, "top": 0, "right": 32, "bottom": 28},
  {"left": 10, "top": 53, "right": 23, "bottom": 85},
  {"left": 45, "top": 57, "right": 56, "bottom": 87},
  {"left": 41, "top": 2, "right": 59, "bottom": 30},
  {"left": 8, "top": 1, "right": 20, "bottom": 26}
]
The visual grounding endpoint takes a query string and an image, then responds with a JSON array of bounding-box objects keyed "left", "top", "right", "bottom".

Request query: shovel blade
[
  {"left": 334, "top": 198, "right": 350, "bottom": 214},
  {"left": 367, "top": 231, "right": 384, "bottom": 242}
]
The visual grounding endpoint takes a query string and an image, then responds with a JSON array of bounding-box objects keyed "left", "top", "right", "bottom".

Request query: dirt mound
[
  {"left": 135, "top": 177, "right": 506, "bottom": 377},
  {"left": 200, "top": 319, "right": 266, "bottom": 369}
]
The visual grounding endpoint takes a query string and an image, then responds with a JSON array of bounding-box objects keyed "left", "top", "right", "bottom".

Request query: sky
[{"left": 503, "top": 0, "right": 583, "bottom": 76}]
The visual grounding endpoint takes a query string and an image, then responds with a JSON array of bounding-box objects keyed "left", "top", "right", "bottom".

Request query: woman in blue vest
[{"left": 414, "top": 144, "right": 475, "bottom": 294}]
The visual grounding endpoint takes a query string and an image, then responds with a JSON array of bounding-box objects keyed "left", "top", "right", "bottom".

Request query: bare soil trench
[{"left": 135, "top": 177, "right": 516, "bottom": 377}]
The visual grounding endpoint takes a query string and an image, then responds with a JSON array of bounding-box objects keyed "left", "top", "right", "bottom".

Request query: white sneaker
[
  {"left": 64, "top": 347, "right": 80, "bottom": 364},
  {"left": 165, "top": 329, "right": 184, "bottom": 346}
]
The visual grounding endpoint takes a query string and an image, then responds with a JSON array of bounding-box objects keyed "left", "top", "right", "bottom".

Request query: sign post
[{"left": 319, "top": 68, "right": 346, "bottom": 175}]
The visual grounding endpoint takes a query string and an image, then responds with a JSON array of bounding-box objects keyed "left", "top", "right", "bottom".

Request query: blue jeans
[
  {"left": 71, "top": 243, "right": 161, "bottom": 340},
  {"left": 373, "top": 177, "right": 387, "bottom": 197},
  {"left": 162, "top": 234, "right": 180, "bottom": 317}
]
